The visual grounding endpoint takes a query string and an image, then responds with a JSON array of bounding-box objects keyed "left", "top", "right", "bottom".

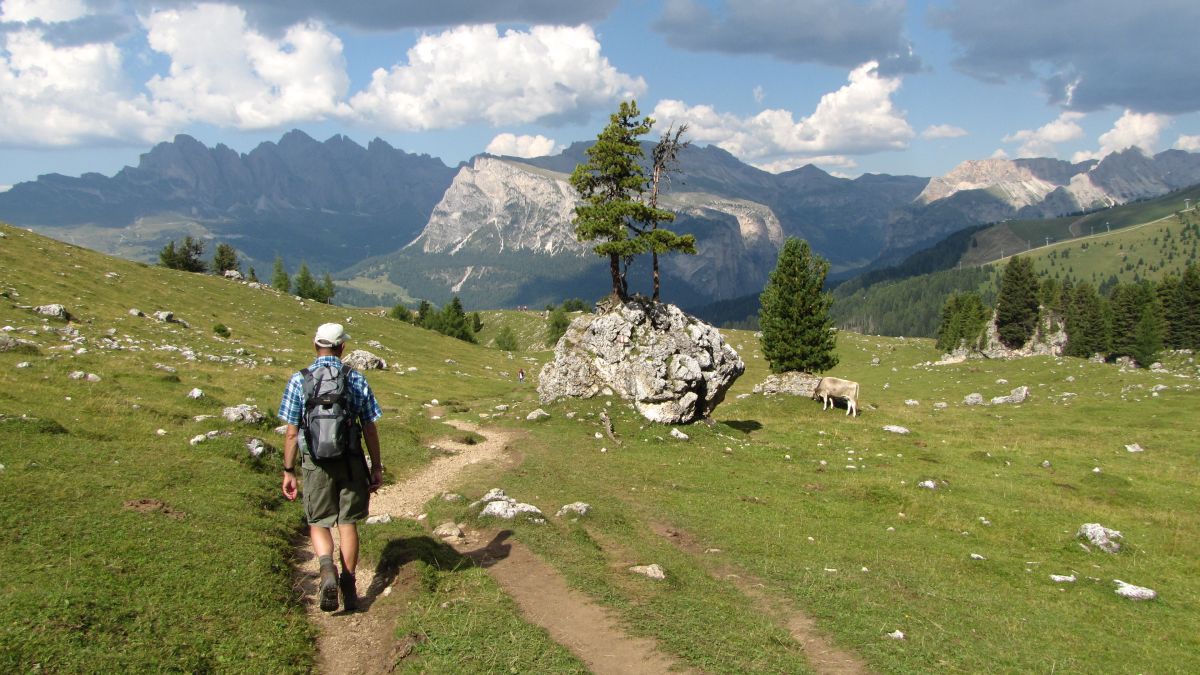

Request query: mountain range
[{"left": 2, "top": 130, "right": 1198, "bottom": 308}]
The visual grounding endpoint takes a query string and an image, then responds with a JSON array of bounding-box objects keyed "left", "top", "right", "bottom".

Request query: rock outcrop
[
  {"left": 753, "top": 371, "right": 821, "bottom": 397},
  {"left": 343, "top": 349, "right": 387, "bottom": 371},
  {"left": 537, "top": 297, "right": 744, "bottom": 424}
]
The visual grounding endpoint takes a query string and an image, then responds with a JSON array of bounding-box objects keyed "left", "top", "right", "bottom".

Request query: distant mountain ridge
[{"left": 1, "top": 130, "right": 1199, "bottom": 308}]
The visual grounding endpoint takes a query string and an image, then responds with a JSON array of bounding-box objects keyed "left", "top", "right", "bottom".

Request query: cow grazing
[{"left": 813, "top": 377, "right": 860, "bottom": 416}]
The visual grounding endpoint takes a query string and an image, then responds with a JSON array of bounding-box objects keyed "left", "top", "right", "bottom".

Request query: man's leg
[
  {"left": 310, "top": 526, "right": 339, "bottom": 612},
  {"left": 336, "top": 524, "right": 360, "bottom": 611}
]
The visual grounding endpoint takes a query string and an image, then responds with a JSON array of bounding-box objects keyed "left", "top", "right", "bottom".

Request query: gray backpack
[{"left": 301, "top": 364, "right": 361, "bottom": 461}]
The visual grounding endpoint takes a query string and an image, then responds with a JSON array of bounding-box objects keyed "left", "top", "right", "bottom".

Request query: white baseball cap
[{"left": 314, "top": 322, "right": 349, "bottom": 347}]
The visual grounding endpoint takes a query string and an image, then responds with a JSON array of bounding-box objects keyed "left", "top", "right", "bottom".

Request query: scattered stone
[
  {"left": 222, "top": 404, "right": 264, "bottom": 424},
  {"left": 433, "top": 521, "right": 464, "bottom": 538},
  {"left": 1125, "top": 443, "right": 1144, "bottom": 453},
  {"left": 933, "top": 402, "right": 948, "bottom": 410},
  {"left": 0, "top": 336, "right": 38, "bottom": 353},
  {"left": 1041, "top": 460, "right": 1051, "bottom": 468},
  {"left": 904, "top": 399, "right": 919, "bottom": 406},
  {"left": 917, "top": 480, "right": 938, "bottom": 490},
  {"left": 481, "top": 500, "right": 543, "bottom": 520},
  {"left": 343, "top": 349, "right": 387, "bottom": 370},
  {"left": 365, "top": 514, "right": 393, "bottom": 525},
  {"left": 556, "top": 502, "right": 591, "bottom": 518},
  {"left": 152, "top": 311, "right": 174, "bottom": 322},
  {"left": 752, "top": 371, "right": 822, "bottom": 397},
  {"left": 245, "top": 438, "right": 267, "bottom": 458},
  {"left": 129, "top": 308, "right": 144, "bottom": 317},
  {"left": 886, "top": 630, "right": 905, "bottom": 640},
  {"left": 222, "top": 269, "right": 243, "bottom": 281},
  {"left": 494, "top": 404, "right": 509, "bottom": 412},
  {"left": 1078, "top": 523, "right": 1123, "bottom": 553},
  {"left": 991, "top": 386, "right": 1030, "bottom": 405},
  {"left": 871, "top": 357, "right": 881, "bottom": 366},
  {"left": 33, "top": 304, "right": 70, "bottom": 320},
  {"left": 156, "top": 429, "right": 167, "bottom": 436},
  {"left": 186, "top": 388, "right": 204, "bottom": 399},
  {"left": 85, "top": 373, "right": 101, "bottom": 382},
  {"left": 970, "top": 553, "right": 987, "bottom": 560},
  {"left": 537, "top": 297, "right": 744, "bottom": 424},
  {"left": 189, "top": 434, "right": 208, "bottom": 446},
  {"left": 629, "top": 564, "right": 666, "bottom": 580},
  {"left": 1113, "top": 580, "right": 1156, "bottom": 601},
  {"left": 442, "top": 493, "right": 463, "bottom": 501},
  {"left": 882, "top": 425, "right": 910, "bottom": 434},
  {"left": 1050, "top": 574, "right": 1076, "bottom": 583},
  {"left": 963, "top": 393, "right": 984, "bottom": 406},
  {"left": 670, "top": 428, "right": 689, "bottom": 441},
  {"left": 996, "top": 378, "right": 1008, "bottom": 385},
  {"left": 526, "top": 408, "right": 550, "bottom": 421}
]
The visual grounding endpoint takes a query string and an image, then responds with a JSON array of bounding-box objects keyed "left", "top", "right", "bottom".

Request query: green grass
[{"left": 4, "top": 221, "right": 1199, "bottom": 673}]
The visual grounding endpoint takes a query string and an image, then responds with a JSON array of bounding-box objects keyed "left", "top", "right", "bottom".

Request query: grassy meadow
[{"left": 3, "top": 222, "right": 1199, "bottom": 672}]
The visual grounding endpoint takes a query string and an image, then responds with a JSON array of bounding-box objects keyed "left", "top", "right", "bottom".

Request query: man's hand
[
  {"left": 282, "top": 472, "right": 298, "bottom": 501},
  {"left": 369, "top": 464, "right": 383, "bottom": 493}
]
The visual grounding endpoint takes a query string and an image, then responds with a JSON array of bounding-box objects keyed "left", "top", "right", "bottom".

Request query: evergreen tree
[
  {"left": 994, "top": 256, "right": 1040, "bottom": 348},
  {"left": 758, "top": 238, "right": 838, "bottom": 373},
  {"left": 936, "top": 292, "right": 988, "bottom": 352},
  {"left": 159, "top": 236, "right": 207, "bottom": 272},
  {"left": 1157, "top": 274, "right": 1181, "bottom": 349},
  {"left": 438, "top": 296, "right": 475, "bottom": 343},
  {"left": 494, "top": 325, "right": 519, "bottom": 351},
  {"left": 212, "top": 243, "right": 239, "bottom": 274},
  {"left": 271, "top": 256, "right": 290, "bottom": 293},
  {"left": 318, "top": 273, "right": 336, "bottom": 304},
  {"left": 247, "top": 267, "right": 259, "bottom": 283},
  {"left": 546, "top": 306, "right": 570, "bottom": 346},
  {"left": 1171, "top": 263, "right": 1200, "bottom": 349},
  {"left": 389, "top": 304, "right": 412, "bottom": 322},
  {"left": 569, "top": 100, "right": 676, "bottom": 299},
  {"left": 1064, "top": 282, "right": 1109, "bottom": 358},
  {"left": 1131, "top": 300, "right": 1165, "bottom": 367},
  {"left": 292, "top": 263, "right": 319, "bottom": 300},
  {"left": 471, "top": 311, "right": 483, "bottom": 333},
  {"left": 1109, "top": 281, "right": 1159, "bottom": 363},
  {"left": 416, "top": 300, "right": 434, "bottom": 327}
]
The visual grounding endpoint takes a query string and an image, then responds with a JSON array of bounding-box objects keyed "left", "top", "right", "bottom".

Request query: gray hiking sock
[{"left": 318, "top": 554, "right": 335, "bottom": 571}]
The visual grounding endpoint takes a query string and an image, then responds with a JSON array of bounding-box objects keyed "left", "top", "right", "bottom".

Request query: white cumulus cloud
[
  {"left": 1176, "top": 134, "right": 1200, "bottom": 152},
  {"left": 486, "top": 132, "right": 560, "bottom": 158},
  {"left": 348, "top": 24, "right": 645, "bottom": 130},
  {"left": 0, "top": 27, "right": 165, "bottom": 145},
  {"left": 143, "top": 4, "right": 350, "bottom": 130},
  {"left": 651, "top": 61, "right": 912, "bottom": 169},
  {"left": 921, "top": 124, "right": 968, "bottom": 140},
  {"left": 1, "top": 0, "right": 88, "bottom": 23},
  {"left": 1002, "top": 112, "right": 1084, "bottom": 157},
  {"left": 1072, "top": 110, "right": 1172, "bottom": 162}
]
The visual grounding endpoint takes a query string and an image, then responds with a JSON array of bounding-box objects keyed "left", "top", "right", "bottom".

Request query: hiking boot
[
  {"left": 318, "top": 562, "right": 339, "bottom": 612},
  {"left": 339, "top": 570, "right": 358, "bottom": 612}
]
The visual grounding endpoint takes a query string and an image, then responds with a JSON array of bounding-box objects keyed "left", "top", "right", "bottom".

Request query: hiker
[
  {"left": 518, "top": 368, "right": 525, "bottom": 383},
  {"left": 280, "top": 323, "right": 384, "bottom": 612}
]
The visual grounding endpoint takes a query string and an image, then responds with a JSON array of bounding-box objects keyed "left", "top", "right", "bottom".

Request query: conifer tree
[
  {"left": 1109, "top": 281, "right": 1161, "bottom": 364},
  {"left": 292, "top": 263, "right": 319, "bottom": 300},
  {"left": 271, "top": 256, "right": 290, "bottom": 293},
  {"left": 646, "top": 123, "right": 697, "bottom": 300},
  {"left": 319, "top": 273, "right": 336, "bottom": 304},
  {"left": 936, "top": 292, "right": 988, "bottom": 353},
  {"left": 159, "top": 236, "right": 207, "bottom": 272},
  {"left": 570, "top": 100, "right": 676, "bottom": 299},
  {"left": 995, "top": 256, "right": 1040, "bottom": 348},
  {"left": 438, "top": 296, "right": 475, "bottom": 343},
  {"left": 212, "top": 243, "right": 239, "bottom": 274},
  {"left": 546, "top": 305, "right": 570, "bottom": 346},
  {"left": 1172, "top": 263, "right": 1200, "bottom": 349},
  {"left": 758, "top": 237, "right": 838, "bottom": 373},
  {"left": 1064, "top": 282, "right": 1109, "bottom": 358},
  {"left": 416, "top": 300, "right": 433, "bottom": 327},
  {"left": 247, "top": 267, "right": 259, "bottom": 283}
]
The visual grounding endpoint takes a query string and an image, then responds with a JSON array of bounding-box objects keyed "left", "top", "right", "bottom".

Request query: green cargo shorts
[{"left": 301, "top": 450, "right": 370, "bottom": 527}]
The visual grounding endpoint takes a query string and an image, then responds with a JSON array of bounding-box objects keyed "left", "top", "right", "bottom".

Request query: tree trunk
[
  {"left": 610, "top": 253, "right": 623, "bottom": 299},
  {"left": 652, "top": 252, "right": 660, "bottom": 301}
]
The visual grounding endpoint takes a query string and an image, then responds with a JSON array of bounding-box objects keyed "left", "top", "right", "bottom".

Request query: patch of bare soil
[
  {"left": 453, "top": 531, "right": 692, "bottom": 675},
  {"left": 650, "top": 523, "right": 871, "bottom": 675},
  {"left": 122, "top": 498, "right": 185, "bottom": 519}
]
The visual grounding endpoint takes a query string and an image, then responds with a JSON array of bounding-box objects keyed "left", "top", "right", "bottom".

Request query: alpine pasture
[{"left": 1, "top": 223, "right": 1197, "bottom": 672}]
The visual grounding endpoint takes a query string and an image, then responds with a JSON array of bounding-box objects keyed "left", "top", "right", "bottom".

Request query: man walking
[{"left": 280, "top": 323, "right": 384, "bottom": 612}]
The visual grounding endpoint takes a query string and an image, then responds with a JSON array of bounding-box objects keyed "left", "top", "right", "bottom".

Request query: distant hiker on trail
[
  {"left": 518, "top": 368, "right": 525, "bottom": 383},
  {"left": 280, "top": 323, "right": 383, "bottom": 613}
]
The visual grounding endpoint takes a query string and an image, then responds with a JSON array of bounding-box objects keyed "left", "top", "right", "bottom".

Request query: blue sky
[{"left": 2, "top": 0, "right": 1199, "bottom": 188}]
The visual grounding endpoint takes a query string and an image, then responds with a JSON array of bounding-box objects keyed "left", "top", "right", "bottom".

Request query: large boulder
[
  {"left": 974, "top": 309, "right": 1067, "bottom": 360},
  {"left": 537, "top": 297, "right": 744, "bottom": 424},
  {"left": 343, "top": 349, "right": 387, "bottom": 371}
]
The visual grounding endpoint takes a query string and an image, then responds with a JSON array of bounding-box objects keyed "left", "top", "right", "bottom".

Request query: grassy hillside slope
[{"left": 3, "top": 222, "right": 1198, "bottom": 673}]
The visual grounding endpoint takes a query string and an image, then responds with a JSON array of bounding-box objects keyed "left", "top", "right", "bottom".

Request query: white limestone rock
[
  {"left": 526, "top": 408, "right": 550, "bottom": 421},
  {"left": 963, "top": 393, "right": 984, "bottom": 406},
  {"left": 629, "top": 564, "right": 666, "bottom": 580},
  {"left": 186, "top": 388, "right": 204, "bottom": 400},
  {"left": 343, "top": 349, "right": 387, "bottom": 371},
  {"left": 222, "top": 404, "right": 264, "bottom": 424},
  {"left": 670, "top": 428, "right": 689, "bottom": 441},
  {"left": 752, "top": 371, "right": 821, "bottom": 397},
  {"left": 1113, "top": 580, "right": 1156, "bottom": 601},
  {"left": 991, "top": 386, "right": 1030, "bottom": 405},
  {"left": 556, "top": 502, "right": 591, "bottom": 518},
  {"left": 1078, "top": 523, "right": 1123, "bottom": 553},
  {"left": 883, "top": 425, "right": 910, "bottom": 434}
]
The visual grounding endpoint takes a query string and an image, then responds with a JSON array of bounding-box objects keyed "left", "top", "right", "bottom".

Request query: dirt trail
[
  {"left": 295, "top": 419, "right": 689, "bottom": 674},
  {"left": 651, "top": 524, "right": 871, "bottom": 675}
]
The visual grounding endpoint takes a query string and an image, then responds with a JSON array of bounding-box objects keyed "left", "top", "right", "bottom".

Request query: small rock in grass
[
  {"left": 187, "top": 388, "right": 204, "bottom": 399},
  {"left": 1078, "top": 523, "right": 1122, "bottom": 553},
  {"left": 887, "top": 630, "right": 905, "bottom": 640},
  {"left": 970, "top": 553, "right": 987, "bottom": 560},
  {"left": 963, "top": 392, "right": 984, "bottom": 405},
  {"left": 1050, "top": 574, "right": 1076, "bottom": 583},
  {"left": 904, "top": 399, "right": 919, "bottom": 406},
  {"left": 1041, "top": 460, "right": 1052, "bottom": 468},
  {"left": 245, "top": 438, "right": 266, "bottom": 458},
  {"left": 222, "top": 404, "right": 264, "bottom": 424},
  {"left": 432, "top": 521, "right": 463, "bottom": 538},
  {"left": 1114, "top": 580, "right": 1156, "bottom": 600},
  {"left": 1125, "top": 443, "right": 1144, "bottom": 453},
  {"left": 933, "top": 402, "right": 948, "bottom": 410},
  {"left": 156, "top": 429, "right": 167, "bottom": 436},
  {"left": 918, "top": 480, "right": 938, "bottom": 490},
  {"left": 189, "top": 434, "right": 207, "bottom": 446},
  {"left": 670, "top": 428, "right": 689, "bottom": 441},
  {"left": 629, "top": 564, "right": 666, "bottom": 580},
  {"left": 16, "top": 362, "right": 30, "bottom": 368},
  {"left": 525, "top": 408, "right": 550, "bottom": 421},
  {"left": 882, "top": 425, "right": 910, "bottom": 434},
  {"left": 365, "top": 514, "right": 392, "bottom": 525},
  {"left": 442, "top": 493, "right": 463, "bottom": 501},
  {"left": 556, "top": 502, "right": 591, "bottom": 518}
]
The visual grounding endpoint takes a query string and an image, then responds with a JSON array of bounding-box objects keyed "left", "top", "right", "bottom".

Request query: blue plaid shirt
[{"left": 277, "top": 356, "right": 383, "bottom": 428}]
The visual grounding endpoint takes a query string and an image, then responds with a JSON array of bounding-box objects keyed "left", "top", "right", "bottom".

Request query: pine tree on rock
[
  {"left": 758, "top": 238, "right": 838, "bottom": 374},
  {"left": 995, "top": 256, "right": 1040, "bottom": 348},
  {"left": 569, "top": 100, "right": 676, "bottom": 300}
]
